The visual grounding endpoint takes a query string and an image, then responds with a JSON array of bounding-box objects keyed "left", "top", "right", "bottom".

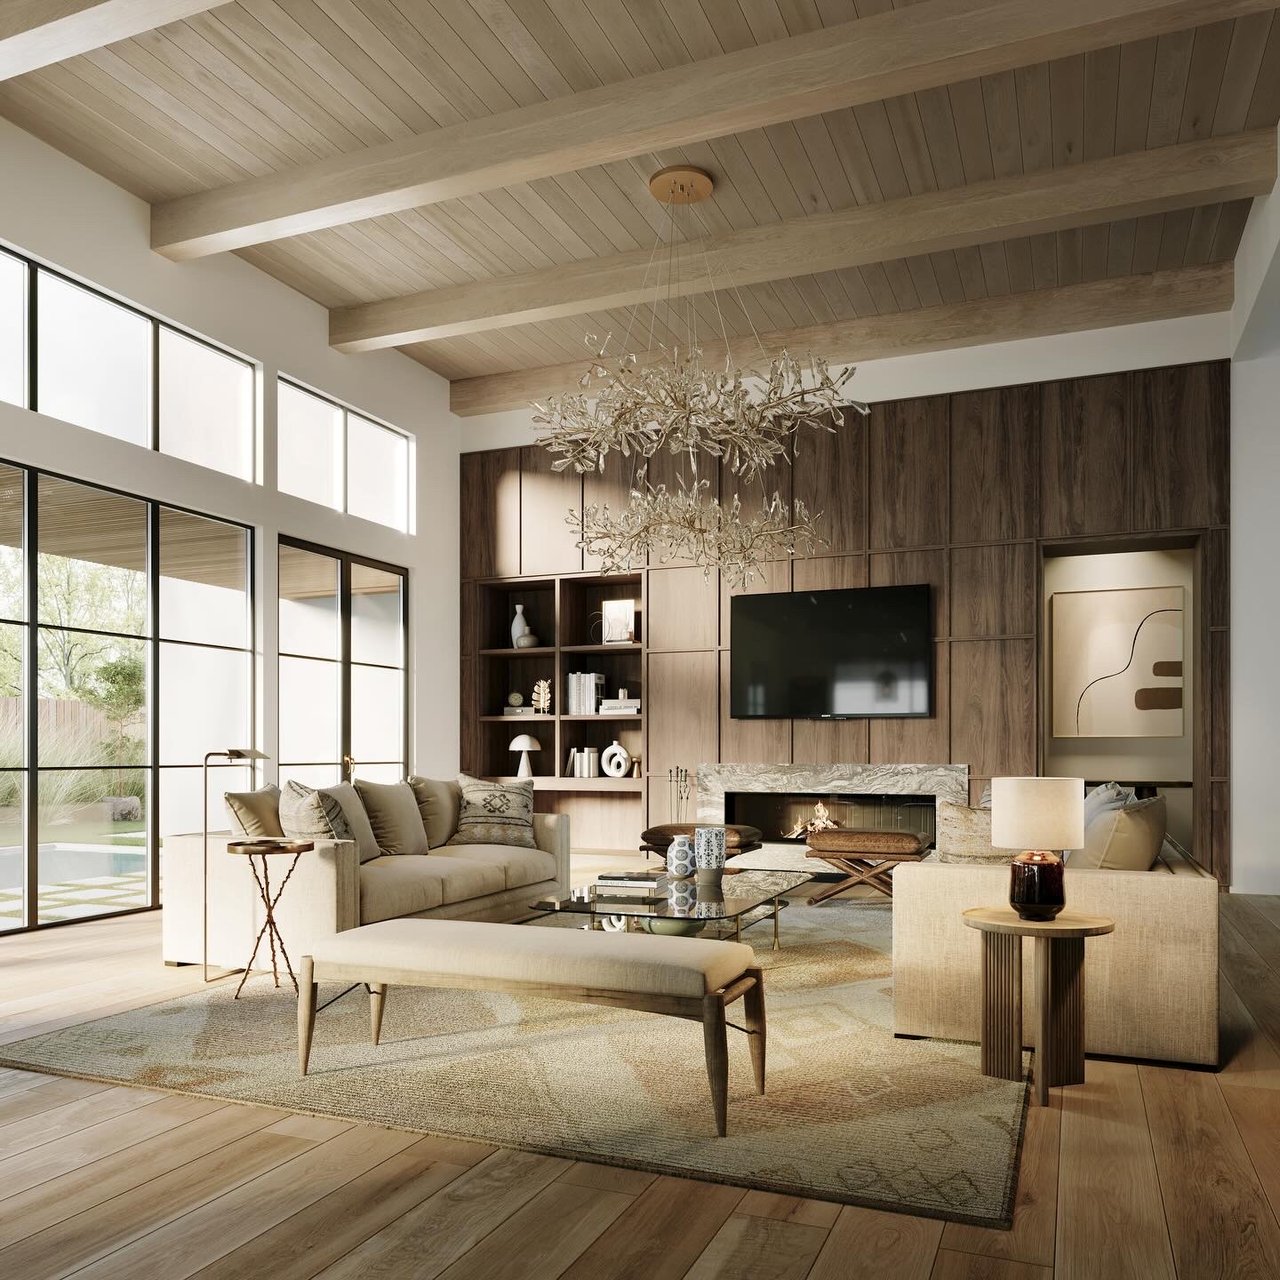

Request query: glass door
[{"left": 277, "top": 539, "right": 407, "bottom": 787}]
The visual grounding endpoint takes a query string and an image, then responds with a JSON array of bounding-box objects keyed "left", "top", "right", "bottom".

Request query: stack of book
[
  {"left": 599, "top": 696, "right": 641, "bottom": 715},
  {"left": 594, "top": 871, "right": 664, "bottom": 904},
  {"left": 567, "top": 672, "right": 605, "bottom": 715}
]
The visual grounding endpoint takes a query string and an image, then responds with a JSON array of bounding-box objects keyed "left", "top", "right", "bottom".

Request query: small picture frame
[{"left": 602, "top": 598, "right": 636, "bottom": 644}]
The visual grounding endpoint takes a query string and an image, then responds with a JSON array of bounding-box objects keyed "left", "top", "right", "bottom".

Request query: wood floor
[{"left": 3, "top": 885, "right": 1280, "bottom": 1279}]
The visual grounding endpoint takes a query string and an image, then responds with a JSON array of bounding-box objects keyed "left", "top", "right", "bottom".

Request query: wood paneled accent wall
[{"left": 460, "top": 361, "right": 1231, "bottom": 881}]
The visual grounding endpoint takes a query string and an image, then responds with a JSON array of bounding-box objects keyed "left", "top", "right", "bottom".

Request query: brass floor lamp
[{"left": 203, "top": 747, "right": 269, "bottom": 983}]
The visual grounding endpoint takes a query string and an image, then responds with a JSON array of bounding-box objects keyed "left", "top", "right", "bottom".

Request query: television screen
[{"left": 730, "top": 584, "right": 933, "bottom": 719}]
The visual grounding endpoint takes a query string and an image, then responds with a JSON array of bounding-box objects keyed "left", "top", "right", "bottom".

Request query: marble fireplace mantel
[{"left": 697, "top": 763, "right": 969, "bottom": 823}]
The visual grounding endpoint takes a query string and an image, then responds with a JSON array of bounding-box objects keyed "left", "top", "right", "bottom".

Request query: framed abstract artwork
[{"left": 1050, "top": 586, "right": 1185, "bottom": 738}]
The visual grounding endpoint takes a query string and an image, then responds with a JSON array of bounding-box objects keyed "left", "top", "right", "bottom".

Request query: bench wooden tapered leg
[
  {"left": 370, "top": 983, "right": 386, "bottom": 1046},
  {"left": 298, "top": 956, "right": 316, "bottom": 1077},
  {"left": 702, "top": 992, "right": 730, "bottom": 1138},
  {"left": 744, "top": 966, "right": 766, "bottom": 1094}
]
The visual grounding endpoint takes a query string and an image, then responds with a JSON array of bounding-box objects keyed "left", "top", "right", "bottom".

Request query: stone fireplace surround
[{"left": 698, "top": 763, "right": 971, "bottom": 853}]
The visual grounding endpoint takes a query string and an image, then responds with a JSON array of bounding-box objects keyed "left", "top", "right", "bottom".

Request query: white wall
[{"left": 0, "top": 116, "right": 462, "bottom": 781}]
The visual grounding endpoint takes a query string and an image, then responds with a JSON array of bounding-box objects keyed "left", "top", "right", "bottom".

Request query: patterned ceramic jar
[
  {"left": 667, "top": 833, "right": 695, "bottom": 878},
  {"left": 694, "top": 825, "right": 726, "bottom": 889},
  {"left": 666, "top": 878, "right": 697, "bottom": 916}
]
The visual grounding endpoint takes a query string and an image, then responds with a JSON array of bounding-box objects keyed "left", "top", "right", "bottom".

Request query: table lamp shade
[
  {"left": 508, "top": 734, "right": 540, "bottom": 753},
  {"left": 991, "top": 777, "right": 1085, "bottom": 851}
]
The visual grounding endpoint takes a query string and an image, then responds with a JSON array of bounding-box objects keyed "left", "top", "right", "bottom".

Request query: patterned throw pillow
[
  {"left": 446, "top": 775, "right": 536, "bottom": 849},
  {"left": 279, "top": 780, "right": 381, "bottom": 864}
]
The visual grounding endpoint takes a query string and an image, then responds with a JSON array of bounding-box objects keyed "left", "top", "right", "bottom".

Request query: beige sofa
[
  {"left": 892, "top": 848, "right": 1219, "bottom": 1066},
  {"left": 162, "top": 780, "right": 569, "bottom": 970}
]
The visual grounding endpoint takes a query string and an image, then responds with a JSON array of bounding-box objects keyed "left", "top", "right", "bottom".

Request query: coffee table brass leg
[{"left": 773, "top": 900, "right": 780, "bottom": 951}]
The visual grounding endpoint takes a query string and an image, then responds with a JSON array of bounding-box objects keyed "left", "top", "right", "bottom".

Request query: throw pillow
[
  {"left": 224, "top": 784, "right": 284, "bottom": 838},
  {"left": 354, "top": 778, "right": 430, "bottom": 857},
  {"left": 446, "top": 774, "right": 536, "bottom": 849},
  {"left": 407, "top": 776, "right": 460, "bottom": 848},
  {"left": 280, "top": 780, "right": 382, "bottom": 864},
  {"left": 1073, "top": 795, "right": 1166, "bottom": 871}
]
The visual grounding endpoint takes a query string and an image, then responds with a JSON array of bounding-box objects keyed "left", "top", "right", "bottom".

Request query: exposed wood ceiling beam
[
  {"left": 0, "top": 1, "right": 223, "bottom": 79},
  {"left": 150, "top": 0, "right": 1275, "bottom": 261},
  {"left": 448, "top": 263, "right": 1232, "bottom": 417},
  {"left": 332, "top": 132, "right": 1273, "bottom": 353}
]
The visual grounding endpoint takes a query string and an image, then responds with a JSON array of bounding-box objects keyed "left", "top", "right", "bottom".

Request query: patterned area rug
[{"left": 0, "top": 896, "right": 1028, "bottom": 1226}]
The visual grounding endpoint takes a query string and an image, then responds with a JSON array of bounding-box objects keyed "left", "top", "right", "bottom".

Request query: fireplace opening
[{"left": 725, "top": 791, "right": 937, "bottom": 846}]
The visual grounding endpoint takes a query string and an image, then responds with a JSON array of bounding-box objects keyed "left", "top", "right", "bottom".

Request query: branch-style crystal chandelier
[{"left": 533, "top": 165, "right": 868, "bottom": 588}]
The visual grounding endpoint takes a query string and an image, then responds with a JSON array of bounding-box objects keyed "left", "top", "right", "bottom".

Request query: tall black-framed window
[
  {"left": 0, "top": 460, "right": 255, "bottom": 933},
  {"left": 277, "top": 537, "right": 408, "bottom": 787},
  {"left": 0, "top": 242, "right": 256, "bottom": 481}
]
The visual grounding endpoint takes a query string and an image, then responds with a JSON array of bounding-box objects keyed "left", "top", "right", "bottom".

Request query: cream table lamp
[{"left": 991, "top": 777, "right": 1084, "bottom": 921}]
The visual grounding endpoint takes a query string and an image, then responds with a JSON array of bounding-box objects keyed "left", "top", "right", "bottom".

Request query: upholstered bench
[
  {"left": 298, "top": 918, "right": 766, "bottom": 1136},
  {"left": 805, "top": 828, "right": 932, "bottom": 904},
  {"left": 640, "top": 823, "right": 764, "bottom": 859}
]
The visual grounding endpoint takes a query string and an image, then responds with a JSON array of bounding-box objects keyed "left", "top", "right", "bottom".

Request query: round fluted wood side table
[
  {"left": 963, "top": 907, "right": 1115, "bottom": 1106},
  {"left": 227, "top": 839, "right": 314, "bottom": 999}
]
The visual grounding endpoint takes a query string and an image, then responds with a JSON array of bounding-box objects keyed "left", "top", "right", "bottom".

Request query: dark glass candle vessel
[{"left": 1009, "top": 850, "right": 1065, "bottom": 922}]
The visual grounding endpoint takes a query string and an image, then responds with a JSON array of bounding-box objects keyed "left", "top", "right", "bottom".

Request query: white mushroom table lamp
[{"left": 509, "top": 733, "right": 540, "bottom": 779}]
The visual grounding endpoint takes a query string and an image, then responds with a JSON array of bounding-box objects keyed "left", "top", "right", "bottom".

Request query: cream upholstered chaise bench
[{"left": 297, "top": 919, "right": 766, "bottom": 1137}]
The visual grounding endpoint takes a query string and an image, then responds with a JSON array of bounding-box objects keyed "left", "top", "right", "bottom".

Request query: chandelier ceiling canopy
[{"left": 533, "top": 165, "right": 868, "bottom": 588}]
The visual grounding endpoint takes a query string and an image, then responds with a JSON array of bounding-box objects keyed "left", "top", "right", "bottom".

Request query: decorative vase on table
[
  {"left": 694, "top": 826, "right": 727, "bottom": 890},
  {"left": 510, "top": 604, "right": 530, "bottom": 647},
  {"left": 667, "top": 833, "right": 696, "bottom": 879}
]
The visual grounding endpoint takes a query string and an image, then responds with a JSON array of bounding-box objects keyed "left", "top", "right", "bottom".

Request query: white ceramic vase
[
  {"left": 510, "top": 604, "right": 530, "bottom": 646},
  {"left": 666, "top": 834, "right": 695, "bottom": 878}
]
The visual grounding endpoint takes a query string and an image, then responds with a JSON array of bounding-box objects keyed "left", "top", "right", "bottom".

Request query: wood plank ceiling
[{"left": 1, "top": 0, "right": 1277, "bottom": 398}]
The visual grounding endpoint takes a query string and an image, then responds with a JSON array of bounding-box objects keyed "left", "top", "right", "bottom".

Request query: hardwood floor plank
[
  {"left": 736, "top": 1190, "right": 842, "bottom": 1229},
  {"left": 0, "top": 1085, "right": 168, "bottom": 1158},
  {"left": 683, "top": 1213, "right": 827, "bottom": 1279},
  {"left": 0, "top": 1067, "right": 77, "bottom": 1097},
  {"left": 1220, "top": 915, "right": 1280, "bottom": 1057},
  {"left": 314, "top": 1147, "right": 570, "bottom": 1280},
  {"left": 72, "top": 1123, "right": 422, "bottom": 1280},
  {"left": 0, "top": 1102, "right": 281, "bottom": 1248},
  {"left": 190, "top": 1140, "right": 470, "bottom": 1280},
  {"left": 807, "top": 1205, "right": 942, "bottom": 1279},
  {"left": 929, "top": 1249, "right": 1052, "bottom": 1278},
  {"left": 558, "top": 1176, "right": 745, "bottom": 1280},
  {"left": 557, "top": 1159, "right": 658, "bottom": 1195},
  {"left": 435, "top": 1178, "right": 633, "bottom": 1280},
  {"left": 941, "top": 1101, "right": 1059, "bottom": 1267},
  {"left": 1055, "top": 1060, "right": 1174, "bottom": 1279},
  {"left": 0, "top": 1114, "right": 342, "bottom": 1280},
  {"left": 1141, "top": 1064, "right": 1280, "bottom": 1277},
  {"left": 0, "top": 1075, "right": 114, "bottom": 1124},
  {"left": 1222, "top": 895, "right": 1280, "bottom": 974}
]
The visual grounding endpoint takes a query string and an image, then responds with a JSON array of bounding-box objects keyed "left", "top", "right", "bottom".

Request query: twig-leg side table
[
  {"left": 962, "top": 907, "right": 1115, "bottom": 1106},
  {"left": 227, "top": 840, "right": 314, "bottom": 999}
]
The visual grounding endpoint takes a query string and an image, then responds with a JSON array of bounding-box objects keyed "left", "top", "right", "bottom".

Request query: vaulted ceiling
[{"left": 2, "top": 0, "right": 1277, "bottom": 415}]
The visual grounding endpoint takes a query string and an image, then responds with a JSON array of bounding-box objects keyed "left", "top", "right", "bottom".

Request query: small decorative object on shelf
[
  {"left": 515, "top": 632, "right": 541, "bottom": 649},
  {"left": 531, "top": 678, "right": 551, "bottom": 714},
  {"left": 507, "top": 691, "right": 524, "bottom": 707},
  {"left": 630, "top": 758, "right": 642, "bottom": 779},
  {"left": 992, "top": 776, "right": 1084, "bottom": 922},
  {"left": 509, "top": 733, "right": 540, "bottom": 779},
  {"left": 667, "top": 833, "right": 696, "bottom": 878},
  {"left": 694, "top": 825, "right": 727, "bottom": 890},
  {"left": 510, "top": 603, "right": 531, "bottom": 647},
  {"left": 601, "top": 740, "right": 631, "bottom": 778},
  {"left": 602, "top": 598, "right": 637, "bottom": 643}
]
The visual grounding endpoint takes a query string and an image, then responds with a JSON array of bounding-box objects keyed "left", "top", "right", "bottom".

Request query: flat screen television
[{"left": 730, "top": 584, "right": 933, "bottom": 719}]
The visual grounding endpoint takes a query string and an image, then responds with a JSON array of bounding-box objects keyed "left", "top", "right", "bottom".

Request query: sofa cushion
[
  {"left": 1073, "top": 796, "right": 1166, "bottom": 871},
  {"left": 281, "top": 780, "right": 381, "bottom": 864},
  {"left": 359, "top": 857, "right": 446, "bottom": 924},
  {"left": 224, "top": 784, "right": 284, "bottom": 838},
  {"left": 408, "top": 776, "right": 459, "bottom": 849},
  {"left": 445, "top": 845, "right": 557, "bottom": 890},
  {"left": 447, "top": 775, "right": 536, "bottom": 849},
  {"left": 354, "top": 778, "right": 429, "bottom": 857}
]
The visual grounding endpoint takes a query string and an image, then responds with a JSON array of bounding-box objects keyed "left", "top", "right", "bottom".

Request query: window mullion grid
[
  {"left": 25, "top": 260, "right": 36, "bottom": 414},
  {"left": 148, "top": 502, "right": 160, "bottom": 909},
  {"left": 22, "top": 467, "right": 35, "bottom": 930}
]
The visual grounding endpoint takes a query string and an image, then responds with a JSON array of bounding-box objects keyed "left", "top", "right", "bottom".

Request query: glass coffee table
[{"left": 531, "top": 870, "right": 811, "bottom": 950}]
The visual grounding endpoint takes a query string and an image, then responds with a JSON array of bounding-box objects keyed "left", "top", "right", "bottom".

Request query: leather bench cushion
[
  {"left": 445, "top": 845, "right": 557, "bottom": 889},
  {"left": 641, "top": 823, "right": 763, "bottom": 849},
  {"left": 358, "top": 856, "right": 505, "bottom": 923},
  {"left": 309, "top": 918, "right": 755, "bottom": 999},
  {"left": 807, "top": 829, "right": 925, "bottom": 855}
]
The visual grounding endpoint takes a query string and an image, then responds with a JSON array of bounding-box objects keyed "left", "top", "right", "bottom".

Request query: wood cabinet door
[
  {"left": 951, "top": 386, "right": 1038, "bottom": 543},
  {"left": 520, "top": 446, "right": 582, "bottom": 575},
  {"left": 868, "top": 396, "right": 948, "bottom": 549},
  {"left": 460, "top": 449, "right": 521, "bottom": 579},
  {"left": 1040, "top": 373, "right": 1130, "bottom": 537}
]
